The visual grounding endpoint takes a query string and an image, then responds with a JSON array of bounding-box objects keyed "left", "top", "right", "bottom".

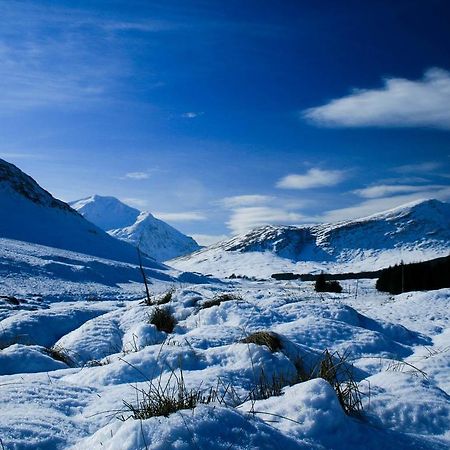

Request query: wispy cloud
[
  {"left": 0, "top": 38, "right": 108, "bottom": 111},
  {"left": 304, "top": 68, "right": 450, "bottom": 130},
  {"left": 354, "top": 184, "right": 446, "bottom": 199},
  {"left": 276, "top": 168, "right": 347, "bottom": 190},
  {"left": 154, "top": 211, "right": 207, "bottom": 222},
  {"left": 124, "top": 172, "right": 151, "bottom": 180},
  {"left": 227, "top": 206, "right": 303, "bottom": 235},
  {"left": 218, "top": 194, "right": 273, "bottom": 208},
  {"left": 317, "top": 188, "right": 450, "bottom": 223},
  {"left": 378, "top": 176, "right": 430, "bottom": 184},
  {"left": 0, "top": 3, "right": 170, "bottom": 112},
  {"left": 191, "top": 234, "right": 228, "bottom": 246},
  {"left": 120, "top": 197, "right": 148, "bottom": 209},
  {"left": 0, "top": 152, "right": 47, "bottom": 160},
  {"left": 99, "top": 20, "right": 176, "bottom": 33},
  {"left": 393, "top": 161, "right": 442, "bottom": 174}
]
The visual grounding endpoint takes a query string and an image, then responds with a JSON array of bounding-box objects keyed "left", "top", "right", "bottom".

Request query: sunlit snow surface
[{"left": 1, "top": 265, "right": 450, "bottom": 449}]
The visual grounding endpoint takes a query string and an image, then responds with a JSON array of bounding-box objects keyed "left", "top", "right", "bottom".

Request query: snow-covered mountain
[
  {"left": 70, "top": 195, "right": 140, "bottom": 231},
  {"left": 170, "top": 199, "right": 450, "bottom": 278},
  {"left": 110, "top": 211, "right": 200, "bottom": 262},
  {"left": 0, "top": 158, "right": 163, "bottom": 268},
  {"left": 71, "top": 195, "right": 200, "bottom": 261}
]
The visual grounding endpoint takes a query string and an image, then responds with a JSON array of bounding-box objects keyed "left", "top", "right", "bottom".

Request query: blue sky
[{"left": 1, "top": 0, "right": 449, "bottom": 244}]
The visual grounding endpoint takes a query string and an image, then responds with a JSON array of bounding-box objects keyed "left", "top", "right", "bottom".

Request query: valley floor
[{"left": 1, "top": 277, "right": 450, "bottom": 449}]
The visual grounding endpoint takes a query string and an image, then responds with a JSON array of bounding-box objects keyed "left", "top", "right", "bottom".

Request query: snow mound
[
  {"left": 75, "top": 403, "right": 301, "bottom": 450},
  {"left": 0, "top": 344, "right": 68, "bottom": 375},
  {"left": 1, "top": 282, "right": 450, "bottom": 448}
]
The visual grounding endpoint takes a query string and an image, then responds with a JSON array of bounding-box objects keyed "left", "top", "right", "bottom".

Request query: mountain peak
[
  {"left": 0, "top": 160, "right": 165, "bottom": 267},
  {"left": 109, "top": 210, "right": 200, "bottom": 261},
  {"left": 347, "top": 198, "right": 448, "bottom": 223},
  {"left": 70, "top": 195, "right": 140, "bottom": 231},
  {"left": 72, "top": 195, "right": 200, "bottom": 261}
]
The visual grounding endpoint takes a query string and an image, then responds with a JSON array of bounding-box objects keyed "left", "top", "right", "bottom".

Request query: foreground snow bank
[
  {"left": 1, "top": 281, "right": 449, "bottom": 449},
  {"left": 74, "top": 404, "right": 301, "bottom": 450},
  {"left": 0, "top": 344, "right": 68, "bottom": 375},
  {"left": 76, "top": 378, "right": 440, "bottom": 450}
]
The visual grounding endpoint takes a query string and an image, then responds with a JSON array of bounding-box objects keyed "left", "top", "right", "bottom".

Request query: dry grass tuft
[
  {"left": 241, "top": 331, "right": 282, "bottom": 353},
  {"left": 149, "top": 307, "right": 177, "bottom": 333},
  {"left": 249, "top": 368, "right": 291, "bottom": 401},
  {"left": 156, "top": 288, "right": 175, "bottom": 305},
  {"left": 201, "top": 292, "right": 242, "bottom": 309},
  {"left": 295, "top": 349, "right": 363, "bottom": 416},
  {"left": 120, "top": 368, "right": 224, "bottom": 420},
  {"left": 44, "top": 345, "right": 76, "bottom": 367}
]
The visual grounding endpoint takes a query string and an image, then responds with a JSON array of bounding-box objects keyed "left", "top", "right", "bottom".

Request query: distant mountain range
[
  {"left": 170, "top": 199, "right": 450, "bottom": 278},
  {"left": 70, "top": 195, "right": 200, "bottom": 261},
  {"left": 2, "top": 157, "right": 449, "bottom": 281}
]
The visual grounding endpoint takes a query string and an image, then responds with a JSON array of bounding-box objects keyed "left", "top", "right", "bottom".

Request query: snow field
[{"left": 0, "top": 281, "right": 449, "bottom": 449}]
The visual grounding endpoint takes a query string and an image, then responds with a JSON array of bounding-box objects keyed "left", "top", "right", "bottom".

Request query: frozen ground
[{"left": 1, "top": 274, "right": 449, "bottom": 449}]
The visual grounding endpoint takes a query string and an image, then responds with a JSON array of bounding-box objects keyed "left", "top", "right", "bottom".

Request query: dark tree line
[{"left": 376, "top": 255, "right": 450, "bottom": 295}]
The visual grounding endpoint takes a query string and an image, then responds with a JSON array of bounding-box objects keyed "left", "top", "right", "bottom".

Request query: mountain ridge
[{"left": 170, "top": 199, "right": 450, "bottom": 278}]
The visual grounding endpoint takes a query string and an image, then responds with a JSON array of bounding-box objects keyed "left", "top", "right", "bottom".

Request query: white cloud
[
  {"left": 191, "top": 234, "right": 228, "bottom": 246},
  {"left": 219, "top": 194, "right": 273, "bottom": 208},
  {"left": 318, "top": 188, "right": 450, "bottom": 223},
  {"left": 354, "top": 184, "right": 446, "bottom": 199},
  {"left": 100, "top": 20, "right": 175, "bottom": 33},
  {"left": 227, "top": 206, "right": 304, "bottom": 235},
  {"left": 181, "top": 112, "right": 204, "bottom": 119},
  {"left": 276, "top": 168, "right": 347, "bottom": 190},
  {"left": 124, "top": 172, "right": 150, "bottom": 180},
  {"left": 304, "top": 68, "right": 450, "bottom": 129},
  {"left": 120, "top": 197, "right": 148, "bottom": 209},
  {"left": 154, "top": 211, "right": 207, "bottom": 222},
  {"left": 393, "top": 161, "right": 442, "bottom": 173}
]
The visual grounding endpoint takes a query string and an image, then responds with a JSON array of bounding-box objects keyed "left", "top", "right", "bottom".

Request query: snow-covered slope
[
  {"left": 170, "top": 199, "right": 450, "bottom": 278},
  {"left": 71, "top": 195, "right": 200, "bottom": 261},
  {"left": 0, "top": 158, "right": 162, "bottom": 267},
  {"left": 0, "top": 237, "right": 177, "bottom": 304},
  {"left": 69, "top": 195, "right": 140, "bottom": 231}
]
